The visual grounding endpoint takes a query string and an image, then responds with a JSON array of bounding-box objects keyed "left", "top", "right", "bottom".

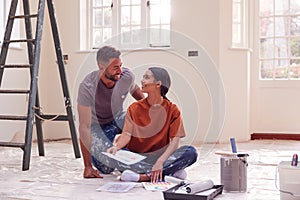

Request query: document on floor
[
  {"left": 102, "top": 150, "right": 146, "bottom": 165},
  {"left": 96, "top": 182, "right": 137, "bottom": 193},
  {"left": 142, "top": 182, "right": 177, "bottom": 191}
]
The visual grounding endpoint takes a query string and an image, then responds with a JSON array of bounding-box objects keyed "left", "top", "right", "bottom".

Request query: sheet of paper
[
  {"left": 142, "top": 182, "right": 177, "bottom": 191},
  {"left": 96, "top": 182, "right": 137, "bottom": 193},
  {"left": 102, "top": 150, "right": 146, "bottom": 165}
]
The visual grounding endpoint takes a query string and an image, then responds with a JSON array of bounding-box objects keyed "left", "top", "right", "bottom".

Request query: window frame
[
  {"left": 80, "top": 0, "right": 171, "bottom": 50},
  {"left": 232, "top": 0, "right": 249, "bottom": 49},
  {"left": 258, "top": 0, "right": 300, "bottom": 80}
]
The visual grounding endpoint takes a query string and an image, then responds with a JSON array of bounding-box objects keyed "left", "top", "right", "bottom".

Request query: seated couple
[
  {"left": 104, "top": 67, "right": 197, "bottom": 182},
  {"left": 78, "top": 55, "right": 198, "bottom": 182}
]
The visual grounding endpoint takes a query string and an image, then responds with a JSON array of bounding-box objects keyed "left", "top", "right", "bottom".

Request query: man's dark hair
[{"left": 96, "top": 46, "right": 121, "bottom": 65}]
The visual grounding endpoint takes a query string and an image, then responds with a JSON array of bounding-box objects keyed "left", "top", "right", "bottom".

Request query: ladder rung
[
  {"left": 4, "top": 39, "right": 35, "bottom": 43},
  {"left": 0, "top": 142, "right": 25, "bottom": 149},
  {"left": 10, "top": 14, "right": 38, "bottom": 19},
  {"left": 0, "top": 115, "right": 27, "bottom": 120},
  {"left": 1, "top": 64, "right": 32, "bottom": 69},
  {"left": 0, "top": 89, "right": 30, "bottom": 94}
]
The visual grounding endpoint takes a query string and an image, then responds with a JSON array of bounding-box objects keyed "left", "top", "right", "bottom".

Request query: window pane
[
  {"left": 260, "top": 17, "right": 274, "bottom": 37},
  {"left": 274, "top": 59, "right": 289, "bottom": 79},
  {"left": 291, "top": 37, "right": 300, "bottom": 57},
  {"left": 290, "top": 0, "right": 300, "bottom": 15},
  {"left": 103, "top": 28, "right": 112, "bottom": 42},
  {"left": 93, "top": 0, "right": 102, "bottom": 7},
  {"left": 94, "top": 8, "right": 103, "bottom": 26},
  {"left": 103, "top": 0, "right": 111, "bottom": 6},
  {"left": 290, "top": 60, "right": 300, "bottom": 78},
  {"left": 150, "top": 26, "right": 160, "bottom": 45},
  {"left": 161, "top": 25, "right": 170, "bottom": 45},
  {"left": 274, "top": 0, "right": 288, "bottom": 15},
  {"left": 260, "top": 60, "right": 274, "bottom": 79},
  {"left": 93, "top": 29, "right": 102, "bottom": 47},
  {"left": 150, "top": 5, "right": 161, "bottom": 24},
  {"left": 260, "top": 0, "right": 274, "bottom": 17},
  {"left": 131, "top": 5, "right": 141, "bottom": 25},
  {"left": 132, "top": 0, "right": 141, "bottom": 5},
  {"left": 121, "top": 6, "right": 130, "bottom": 25},
  {"left": 132, "top": 27, "right": 141, "bottom": 44},
  {"left": 121, "top": 27, "right": 131, "bottom": 44},
  {"left": 274, "top": 17, "right": 289, "bottom": 37},
  {"left": 260, "top": 38, "right": 274, "bottom": 58},
  {"left": 103, "top": 7, "right": 112, "bottom": 26},
  {"left": 275, "top": 38, "right": 288, "bottom": 58},
  {"left": 161, "top": 4, "right": 170, "bottom": 24},
  {"left": 232, "top": 24, "right": 241, "bottom": 43},
  {"left": 233, "top": 3, "right": 241, "bottom": 22},
  {"left": 291, "top": 16, "right": 300, "bottom": 36},
  {"left": 122, "top": 0, "right": 131, "bottom": 6}
]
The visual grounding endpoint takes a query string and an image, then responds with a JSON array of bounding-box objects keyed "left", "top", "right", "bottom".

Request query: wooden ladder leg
[
  {"left": 22, "top": 0, "right": 45, "bottom": 157},
  {"left": 46, "top": 0, "right": 81, "bottom": 159},
  {"left": 23, "top": 0, "right": 46, "bottom": 171}
]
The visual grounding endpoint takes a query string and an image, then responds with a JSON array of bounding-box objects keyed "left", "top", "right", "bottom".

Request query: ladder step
[
  {"left": 0, "top": 115, "right": 27, "bottom": 120},
  {"left": 0, "top": 89, "right": 30, "bottom": 94},
  {"left": 10, "top": 14, "right": 38, "bottom": 19},
  {"left": 1, "top": 64, "right": 32, "bottom": 69},
  {"left": 4, "top": 39, "right": 35, "bottom": 44},
  {"left": 0, "top": 142, "right": 25, "bottom": 149}
]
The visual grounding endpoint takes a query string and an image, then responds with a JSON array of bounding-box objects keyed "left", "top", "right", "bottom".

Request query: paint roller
[
  {"left": 185, "top": 179, "right": 214, "bottom": 194},
  {"left": 164, "top": 176, "right": 214, "bottom": 194}
]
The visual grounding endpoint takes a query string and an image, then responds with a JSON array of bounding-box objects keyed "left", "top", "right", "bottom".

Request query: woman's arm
[
  {"left": 106, "top": 132, "right": 131, "bottom": 154},
  {"left": 151, "top": 136, "right": 180, "bottom": 182}
]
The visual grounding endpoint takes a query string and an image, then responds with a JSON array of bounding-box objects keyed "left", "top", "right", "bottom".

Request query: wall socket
[{"left": 188, "top": 50, "right": 198, "bottom": 57}]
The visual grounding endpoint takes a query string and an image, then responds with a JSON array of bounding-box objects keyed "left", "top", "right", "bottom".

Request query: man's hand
[{"left": 83, "top": 166, "right": 103, "bottom": 178}]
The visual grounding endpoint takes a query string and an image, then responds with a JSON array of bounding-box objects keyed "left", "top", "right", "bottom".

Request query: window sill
[
  {"left": 258, "top": 79, "right": 300, "bottom": 88},
  {"left": 229, "top": 46, "right": 253, "bottom": 52},
  {"left": 76, "top": 46, "right": 173, "bottom": 54}
]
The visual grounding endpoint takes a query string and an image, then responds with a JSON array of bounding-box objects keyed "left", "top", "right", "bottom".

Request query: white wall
[{"left": 1, "top": 0, "right": 259, "bottom": 144}]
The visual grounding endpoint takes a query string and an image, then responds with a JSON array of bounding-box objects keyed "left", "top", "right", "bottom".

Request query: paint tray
[{"left": 163, "top": 184, "right": 224, "bottom": 200}]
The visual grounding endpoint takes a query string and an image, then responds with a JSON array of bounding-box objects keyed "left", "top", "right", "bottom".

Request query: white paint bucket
[
  {"left": 278, "top": 161, "right": 300, "bottom": 200},
  {"left": 220, "top": 156, "right": 248, "bottom": 192}
]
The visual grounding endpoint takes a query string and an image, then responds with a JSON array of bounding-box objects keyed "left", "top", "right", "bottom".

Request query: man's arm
[
  {"left": 77, "top": 104, "right": 102, "bottom": 178},
  {"left": 131, "top": 87, "right": 144, "bottom": 100}
]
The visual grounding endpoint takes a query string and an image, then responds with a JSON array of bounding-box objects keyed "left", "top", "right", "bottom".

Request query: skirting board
[{"left": 251, "top": 133, "right": 300, "bottom": 141}]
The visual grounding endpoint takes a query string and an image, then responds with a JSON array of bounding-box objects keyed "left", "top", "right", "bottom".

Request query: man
[{"left": 77, "top": 46, "right": 144, "bottom": 178}]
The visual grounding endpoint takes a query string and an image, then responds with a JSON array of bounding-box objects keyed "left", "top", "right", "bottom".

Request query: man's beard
[{"left": 105, "top": 72, "right": 120, "bottom": 82}]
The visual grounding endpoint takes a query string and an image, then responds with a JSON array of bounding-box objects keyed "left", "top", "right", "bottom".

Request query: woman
[{"left": 107, "top": 67, "right": 198, "bottom": 182}]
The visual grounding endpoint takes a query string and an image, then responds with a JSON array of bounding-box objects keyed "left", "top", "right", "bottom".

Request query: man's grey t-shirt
[{"left": 77, "top": 67, "right": 138, "bottom": 125}]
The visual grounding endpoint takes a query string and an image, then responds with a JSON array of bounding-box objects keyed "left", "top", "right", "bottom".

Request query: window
[
  {"left": 81, "top": 0, "right": 171, "bottom": 50},
  {"left": 0, "top": 0, "right": 20, "bottom": 47},
  {"left": 259, "top": 0, "right": 300, "bottom": 80},
  {"left": 232, "top": 0, "right": 248, "bottom": 48}
]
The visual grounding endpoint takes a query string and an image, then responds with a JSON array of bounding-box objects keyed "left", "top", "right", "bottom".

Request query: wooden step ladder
[{"left": 0, "top": 0, "right": 81, "bottom": 170}]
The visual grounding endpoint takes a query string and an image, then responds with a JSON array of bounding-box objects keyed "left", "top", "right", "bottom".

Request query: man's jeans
[{"left": 91, "top": 112, "right": 125, "bottom": 174}]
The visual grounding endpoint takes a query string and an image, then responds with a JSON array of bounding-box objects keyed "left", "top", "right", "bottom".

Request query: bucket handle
[{"left": 275, "top": 166, "right": 300, "bottom": 197}]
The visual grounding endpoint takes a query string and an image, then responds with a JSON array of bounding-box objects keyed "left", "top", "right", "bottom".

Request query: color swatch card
[
  {"left": 142, "top": 181, "right": 177, "bottom": 191},
  {"left": 102, "top": 150, "right": 146, "bottom": 165}
]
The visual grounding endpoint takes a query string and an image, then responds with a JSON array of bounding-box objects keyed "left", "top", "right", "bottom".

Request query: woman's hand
[
  {"left": 107, "top": 145, "right": 118, "bottom": 155},
  {"left": 150, "top": 160, "right": 164, "bottom": 183}
]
